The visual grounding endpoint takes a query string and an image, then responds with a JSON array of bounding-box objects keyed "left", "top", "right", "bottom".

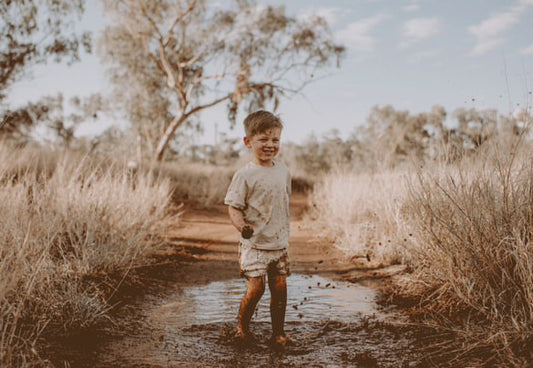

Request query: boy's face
[{"left": 244, "top": 127, "right": 281, "bottom": 166}]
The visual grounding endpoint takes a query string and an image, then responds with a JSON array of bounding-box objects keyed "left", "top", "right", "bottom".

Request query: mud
[
  {"left": 131, "top": 275, "right": 423, "bottom": 367},
  {"left": 42, "top": 195, "right": 430, "bottom": 367},
  {"left": 47, "top": 265, "right": 423, "bottom": 367}
]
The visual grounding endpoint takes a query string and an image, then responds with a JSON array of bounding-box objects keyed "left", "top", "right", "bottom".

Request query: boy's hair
[{"left": 244, "top": 110, "right": 283, "bottom": 137}]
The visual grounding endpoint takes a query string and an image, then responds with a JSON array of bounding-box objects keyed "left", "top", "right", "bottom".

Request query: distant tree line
[{"left": 285, "top": 105, "right": 531, "bottom": 173}]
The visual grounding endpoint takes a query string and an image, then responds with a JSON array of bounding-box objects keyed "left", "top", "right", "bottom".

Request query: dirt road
[{"left": 45, "top": 194, "right": 424, "bottom": 367}]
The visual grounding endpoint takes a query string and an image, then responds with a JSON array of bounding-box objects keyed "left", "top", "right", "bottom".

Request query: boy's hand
[{"left": 241, "top": 225, "right": 254, "bottom": 239}]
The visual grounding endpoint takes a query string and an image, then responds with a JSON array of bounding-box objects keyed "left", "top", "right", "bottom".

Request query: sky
[{"left": 6, "top": 0, "right": 533, "bottom": 145}]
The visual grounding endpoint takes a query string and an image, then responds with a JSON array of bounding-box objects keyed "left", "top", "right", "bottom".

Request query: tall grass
[
  {"left": 0, "top": 143, "right": 173, "bottom": 366},
  {"left": 310, "top": 135, "right": 533, "bottom": 364},
  {"left": 407, "top": 144, "right": 533, "bottom": 365},
  {"left": 308, "top": 169, "right": 414, "bottom": 264}
]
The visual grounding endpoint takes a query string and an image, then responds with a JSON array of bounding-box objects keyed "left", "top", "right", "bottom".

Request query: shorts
[{"left": 239, "top": 242, "right": 290, "bottom": 278}]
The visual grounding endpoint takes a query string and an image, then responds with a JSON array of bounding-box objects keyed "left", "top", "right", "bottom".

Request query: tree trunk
[{"left": 155, "top": 114, "right": 187, "bottom": 161}]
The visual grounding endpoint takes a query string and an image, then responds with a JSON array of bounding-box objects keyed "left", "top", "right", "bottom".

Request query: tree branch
[
  {"left": 185, "top": 93, "right": 233, "bottom": 117},
  {"left": 163, "top": 0, "right": 198, "bottom": 47}
]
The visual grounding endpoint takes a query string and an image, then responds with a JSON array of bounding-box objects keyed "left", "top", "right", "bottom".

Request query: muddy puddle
[
  {"left": 90, "top": 273, "right": 422, "bottom": 367},
  {"left": 152, "top": 274, "right": 377, "bottom": 325}
]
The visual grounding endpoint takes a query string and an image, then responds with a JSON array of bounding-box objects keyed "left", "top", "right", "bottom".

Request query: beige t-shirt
[{"left": 224, "top": 160, "right": 291, "bottom": 250}]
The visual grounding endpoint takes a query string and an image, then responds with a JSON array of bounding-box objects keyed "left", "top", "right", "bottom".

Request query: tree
[
  {"left": 0, "top": 0, "right": 90, "bottom": 101},
  {"left": 99, "top": 0, "right": 344, "bottom": 161},
  {"left": 355, "top": 105, "right": 447, "bottom": 168},
  {"left": 0, "top": 0, "right": 91, "bottom": 136},
  {"left": 452, "top": 107, "right": 499, "bottom": 149},
  {"left": 0, "top": 93, "right": 106, "bottom": 146}
]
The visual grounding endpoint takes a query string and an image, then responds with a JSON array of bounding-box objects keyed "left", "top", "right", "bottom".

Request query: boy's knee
[
  {"left": 248, "top": 276, "right": 266, "bottom": 294},
  {"left": 269, "top": 275, "right": 287, "bottom": 294}
]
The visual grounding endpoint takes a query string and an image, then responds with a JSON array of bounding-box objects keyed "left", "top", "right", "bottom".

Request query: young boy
[{"left": 224, "top": 110, "right": 292, "bottom": 346}]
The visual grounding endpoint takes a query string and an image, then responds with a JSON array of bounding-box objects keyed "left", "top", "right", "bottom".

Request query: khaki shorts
[{"left": 239, "top": 242, "right": 290, "bottom": 278}]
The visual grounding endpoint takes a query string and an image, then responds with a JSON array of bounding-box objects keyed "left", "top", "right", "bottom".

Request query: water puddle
[
  {"left": 90, "top": 272, "right": 422, "bottom": 367},
  {"left": 151, "top": 274, "right": 378, "bottom": 326}
]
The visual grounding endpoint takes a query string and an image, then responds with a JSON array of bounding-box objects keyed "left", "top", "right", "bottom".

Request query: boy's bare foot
[
  {"left": 233, "top": 329, "right": 258, "bottom": 345},
  {"left": 234, "top": 328, "right": 246, "bottom": 340},
  {"left": 270, "top": 334, "right": 299, "bottom": 347}
]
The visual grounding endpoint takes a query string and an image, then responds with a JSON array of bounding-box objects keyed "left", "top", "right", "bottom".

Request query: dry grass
[
  {"left": 311, "top": 121, "right": 533, "bottom": 366},
  {"left": 407, "top": 144, "right": 533, "bottom": 365},
  {"left": 0, "top": 142, "right": 174, "bottom": 366},
  {"left": 308, "top": 168, "right": 414, "bottom": 265},
  {"left": 156, "top": 162, "right": 236, "bottom": 208},
  {"left": 309, "top": 136, "right": 533, "bottom": 364}
]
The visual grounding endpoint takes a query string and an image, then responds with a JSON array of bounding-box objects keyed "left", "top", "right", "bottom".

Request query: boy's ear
[{"left": 243, "top": 136, "right": 251, "bottom": 148}]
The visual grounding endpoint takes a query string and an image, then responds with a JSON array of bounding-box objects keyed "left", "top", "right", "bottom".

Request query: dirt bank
[{"left": 43, "top": 194, "right": 428, "bottom": 367}]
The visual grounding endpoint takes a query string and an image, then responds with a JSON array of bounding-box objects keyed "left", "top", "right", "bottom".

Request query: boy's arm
[{"left": 228, "top": 206, "right": 254, "bottom": 239}]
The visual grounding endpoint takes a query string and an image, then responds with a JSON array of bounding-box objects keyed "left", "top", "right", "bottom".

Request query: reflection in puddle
[{"left": 151, "top": 274, "right": 377, "bottom": 326}]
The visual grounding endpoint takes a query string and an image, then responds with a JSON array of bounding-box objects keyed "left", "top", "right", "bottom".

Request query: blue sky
[{"left": 6, "top": 0, "right": 533, "bottom": 145}]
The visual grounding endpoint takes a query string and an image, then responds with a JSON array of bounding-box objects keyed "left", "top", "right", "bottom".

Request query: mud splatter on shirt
[{"left": 224, "top": 160, "right": 291, "bottom": 250}]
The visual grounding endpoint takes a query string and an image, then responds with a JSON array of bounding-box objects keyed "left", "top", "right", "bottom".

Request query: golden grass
[
  {"left": 155, "top": 156, "right": 315, "bottom": 208},
  {"left": 406, "top": 145, "right": 533, "bottom": 365},
  {"left": 156, "top": 162, "right": 236, "bottom": 208},
  {"left": 310, "top": 137, "right": 533, "bottom": 364},
  {"left": 308, "top": 168, "right": 414, "bottom": 264},
  {"left": 0, "top": 143, "right": 174, "bottom": 366}
]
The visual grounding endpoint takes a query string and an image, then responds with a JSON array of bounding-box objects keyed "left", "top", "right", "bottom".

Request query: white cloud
[
  {"left": 335, "top": 14, "right": 390, "bottom": 53},
  {"left": 468, "top": 6, "right": 526, "bottom": 55},
  {"left": 469, "top": 9, "right": 521, "bottom": 39},
  {"left": 401, "top": 17, "right": 442, "bottom": 47},
  {"left": 471, "top": 38, "right": 505, "bottom": 56},
  {"left": 298, "top": 7, "right": 345, "bottom": 27},
  {"left": 520, "top": 43, "right": 533, "bottom": 55}
]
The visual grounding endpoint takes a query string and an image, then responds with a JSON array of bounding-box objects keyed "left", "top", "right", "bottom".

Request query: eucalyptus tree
[
  {"left": 99, "top": 0, "right": 344, "bottom": 160},
  {"left": 0, "top": 0, "right": 90, "bottom": 135}
]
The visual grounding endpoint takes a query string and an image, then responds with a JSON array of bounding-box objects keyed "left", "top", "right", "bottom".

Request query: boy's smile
[{"left": 244, "top": 128, "right": 281, "bottom": 167}]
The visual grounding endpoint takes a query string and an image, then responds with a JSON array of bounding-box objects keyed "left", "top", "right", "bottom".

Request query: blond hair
[{"left": 243, "top": 110, "right": 283, "bottom": 137}]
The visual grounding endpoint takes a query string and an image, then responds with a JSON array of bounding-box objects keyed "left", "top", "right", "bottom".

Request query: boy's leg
[
  {"left": 268, "top": 274, "right": 287, "bottom": 339},
  {"left": 236, "top": 276, "right": 265, "bottom": 337}
]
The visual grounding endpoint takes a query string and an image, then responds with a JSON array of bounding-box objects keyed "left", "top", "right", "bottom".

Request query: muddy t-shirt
[{"left": 224, "top": 160, "right": 291, "bottom": 250}]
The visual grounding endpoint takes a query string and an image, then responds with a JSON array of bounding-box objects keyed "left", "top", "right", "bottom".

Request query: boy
[{"left": 224, "top": 110, "right": 292, "bottom": 347}]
